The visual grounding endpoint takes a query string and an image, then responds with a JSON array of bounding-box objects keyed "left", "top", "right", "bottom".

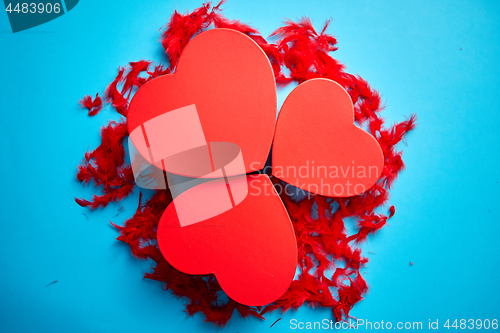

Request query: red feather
[
  {"left": 75, "top": 2, "right": 416, "bottom": 326},
  {"left": 79, "top": 93, "right": 103, "bottom": 116}
]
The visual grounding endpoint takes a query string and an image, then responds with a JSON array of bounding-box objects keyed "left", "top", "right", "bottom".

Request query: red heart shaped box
[
  {"left": 127, "top": 28, "right": 277, "bottom": 177},
  {"left": 272, "top": 78, "right": 384, "bottom": 197},
  {"left": 157, "top": 174, "right": 297, "bottom": 306}
]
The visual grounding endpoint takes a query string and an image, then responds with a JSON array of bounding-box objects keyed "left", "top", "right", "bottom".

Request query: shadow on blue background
[{"left": 0, "top": 0, "right": 499, "bottom": 332}]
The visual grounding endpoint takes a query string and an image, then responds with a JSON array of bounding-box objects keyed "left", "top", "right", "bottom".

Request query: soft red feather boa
[{"left": 76, "top": 2, "right": 416, "bottom": 326}]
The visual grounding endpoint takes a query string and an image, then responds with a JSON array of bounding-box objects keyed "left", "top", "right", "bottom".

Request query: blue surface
[{"left": 1, "top": 0, "right": 499, "bottom": 332}]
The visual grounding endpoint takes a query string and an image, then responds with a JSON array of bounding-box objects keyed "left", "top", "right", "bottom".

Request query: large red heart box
[
  {"left": 157, "top": 174, "right": 298, "bottom": 306},
  {"left": 127, "top": 28, "right": 277, "bottom": 177},
  {"left": 272, "top": 78, "right": 384, "bottom": 197}
]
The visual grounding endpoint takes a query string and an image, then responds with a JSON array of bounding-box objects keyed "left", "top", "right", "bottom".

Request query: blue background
[{"left": 1, "top": 0, "right": 499, "bottom": 332}]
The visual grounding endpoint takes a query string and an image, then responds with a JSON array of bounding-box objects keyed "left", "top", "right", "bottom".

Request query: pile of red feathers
[{"left": 76, "top": 1, "right": 415, "bottom": 326}]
